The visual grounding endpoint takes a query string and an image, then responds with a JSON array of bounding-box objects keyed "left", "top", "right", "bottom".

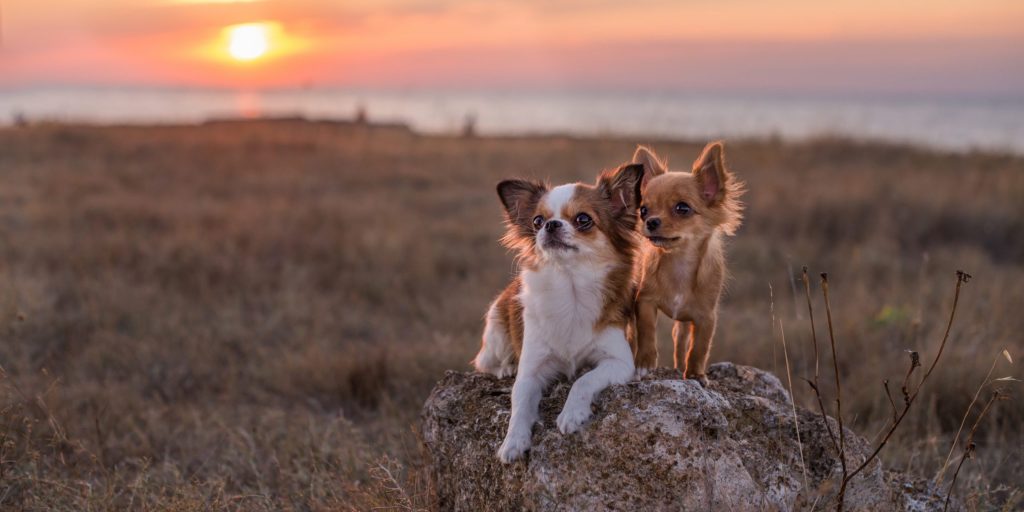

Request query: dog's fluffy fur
[
  {"left": 631, "top": 143, "right": 744, "bottom": 385},
  {"left": 474, "top": 163, "right": 643, "bottom": 463}
]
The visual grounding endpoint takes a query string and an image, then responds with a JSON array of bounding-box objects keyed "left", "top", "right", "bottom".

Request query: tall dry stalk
[
  {"left": 943, "top": 390, "right": 1006, "bottom": 512},
  {"left": 778, "top": 319, "right": 809, "bottom": 492},
  {"left": 820, "top": 272, "right": 848, "bottom": 502},
  {"left": 832, "top": 270, "right": 970, "bottom": 510},
  {"left": 802, "top": 270, "right": 971, "bottom": 511},
  {"left": 801, "top": 268, "right": 839, "bottom": 457},
  {"left": 935, "top": 349, "right": 1013, "bottom": 483}
]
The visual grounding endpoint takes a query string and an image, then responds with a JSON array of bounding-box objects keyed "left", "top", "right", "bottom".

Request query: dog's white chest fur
[{"left": 520, "top": 261, "right": 609, "bottom": 375}]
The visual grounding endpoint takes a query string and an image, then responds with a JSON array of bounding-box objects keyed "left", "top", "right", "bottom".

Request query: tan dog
[{"left": 631, "top": 142, "right": 744, "bottom": 385}]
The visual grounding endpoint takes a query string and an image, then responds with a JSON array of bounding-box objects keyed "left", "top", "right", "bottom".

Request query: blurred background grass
[{"left": 0, "top": 120, "right": 1021, "bottom": 509}]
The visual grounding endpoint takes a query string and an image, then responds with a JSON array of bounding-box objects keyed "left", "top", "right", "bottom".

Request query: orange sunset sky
[{"left": 2, "top": 0, "right": 1023, "bottom": 95}]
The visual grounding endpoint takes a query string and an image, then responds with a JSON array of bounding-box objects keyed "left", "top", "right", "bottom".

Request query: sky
[{"left": 2, "top": 0, "right": 1023, "bottom": 96}]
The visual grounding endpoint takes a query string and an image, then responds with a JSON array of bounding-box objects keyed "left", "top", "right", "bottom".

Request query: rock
[{"left": 421, "top": 362, "right": 956, "bottom": 511}]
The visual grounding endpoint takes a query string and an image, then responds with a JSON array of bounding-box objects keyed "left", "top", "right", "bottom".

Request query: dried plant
[
  {"left": 774, "top": 310, "right": 808, "bottom": 492},
  {"left": 820, "top": 272, "right": 848, "bottom": 496},
  {"left": 936, "top": 349, "right": 1015, "bottom": 484},
  {"left": 801, "top": 267, "right": 840, "bottom": 457},
  {"left": 803, "top": 270, "right": 971, "bottom": 511},
  {"left": 943, "top": 389, "right": 1008, "bottom": 511}
]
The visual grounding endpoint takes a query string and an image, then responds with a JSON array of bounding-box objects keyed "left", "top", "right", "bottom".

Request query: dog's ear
[
  {"left": 497, "top": 179, "right": 547, "bottom": 230},
  {"left": 633, "top": 145, "right": 667, "bottom": 192},
  {"left": 692, "top": 141, "right": 728, "bottom": 206},
  {"left": 598, "top": 163, "right": 644, "bottom": 216}
]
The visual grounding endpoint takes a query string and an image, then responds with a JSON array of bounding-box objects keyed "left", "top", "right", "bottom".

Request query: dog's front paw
[
  {"left": 497, "top": 432, "right": 531, "bottom": 463},
  {"left": 635, "top": 348, "right": 657, "bottom": 369},
  {"left": 633, "top": 367, "right": 652, "bottom": 380},
  {"left": 496, "top": 364, "right": 517, "bottom": 379},
  {"left": 685, "top": 373, "right": 709, "bottom": 387},
  {"left": 556, "top": 402, "right": 592, "bottom": 434}
]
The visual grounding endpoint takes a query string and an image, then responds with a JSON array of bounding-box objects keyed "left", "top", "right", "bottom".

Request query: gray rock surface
[{"left": 421, "top": 362, "right": 955, "bottom": 511}]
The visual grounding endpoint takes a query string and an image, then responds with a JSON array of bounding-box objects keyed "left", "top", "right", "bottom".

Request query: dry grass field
[{"left": 1, "top": 120, "right": 1022, "bottom": 510}]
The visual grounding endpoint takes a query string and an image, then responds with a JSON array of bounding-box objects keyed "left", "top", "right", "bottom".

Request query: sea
[{"left": 1, "top": 87, "right": 1022, "bottom": 154}]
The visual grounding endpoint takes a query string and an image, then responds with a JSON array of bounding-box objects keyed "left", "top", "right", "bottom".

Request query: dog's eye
[
  {"left": 674, "top": 202, "right": 692, "bottom": 216},
  {"left": 575, "top": 213, "right": 593, "bottom": 230},
  {"left": 639, "top": 206, "right": 648, "bottom": 218},
  {"left": 532, "top": 215, "right": 545, "bottom": 229}
]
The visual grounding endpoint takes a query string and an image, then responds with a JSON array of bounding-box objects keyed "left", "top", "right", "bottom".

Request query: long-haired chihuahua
[
  {"left": 631, "top": 142, "right": 744, "bottom": 385},
  {"left": 474, "top": 163, "right": 644, "bottom": 463}
]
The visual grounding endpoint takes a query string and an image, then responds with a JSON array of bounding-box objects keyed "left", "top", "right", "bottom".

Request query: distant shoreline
[
  {"left": 3, "top": 116, "right": 1020, "bottom": 159},
  {"left": 2, "top": 88, "right": 1022, "bottom": 155}
]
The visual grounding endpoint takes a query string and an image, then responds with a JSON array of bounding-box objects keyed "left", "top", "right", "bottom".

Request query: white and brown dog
[{"left": 474, "top": 163, "right": 644, "bottom": 463}]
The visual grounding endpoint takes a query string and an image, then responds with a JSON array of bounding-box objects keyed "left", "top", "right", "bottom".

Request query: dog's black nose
[
  {"left": 544, "top": 220, "right": 563, "bottom": 233},
  {"left": 646, "top": 218, "right": 661, "bottom": 231}
]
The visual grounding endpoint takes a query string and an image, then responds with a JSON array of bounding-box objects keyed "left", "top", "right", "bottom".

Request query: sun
[
  {"left": 227, "top": 24, "right": 270, "bottom": 61},
  {"left": 203, "top": 21, "right": 308, "bottom": 68}
]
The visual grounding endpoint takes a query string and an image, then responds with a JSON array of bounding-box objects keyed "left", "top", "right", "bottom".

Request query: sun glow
[
  {"left": 191, "top": 20, "right": 310, "bottom": 76},
  {"left": 227, "top": 23, "right": 270, "bottom": 61}
]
